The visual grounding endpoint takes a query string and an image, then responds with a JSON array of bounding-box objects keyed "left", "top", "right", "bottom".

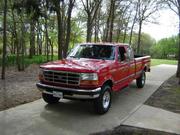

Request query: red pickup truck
[{"left": 36, "top": 43, "right": 150, "bottom": 114}]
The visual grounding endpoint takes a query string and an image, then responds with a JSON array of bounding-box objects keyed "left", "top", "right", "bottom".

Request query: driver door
[{"left": 115, "top": 46, "right": 130, "bottom": 89}]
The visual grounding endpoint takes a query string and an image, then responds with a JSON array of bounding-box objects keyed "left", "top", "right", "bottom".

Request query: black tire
[
  {"left": 136, "top": 71, "right": 146, "bottom": 88},
  {"left": 42, "top": 93, "right": 60, "bottom": 104},
  {"left": 94, "top": 85, "right": 111, "bottom": 114}
]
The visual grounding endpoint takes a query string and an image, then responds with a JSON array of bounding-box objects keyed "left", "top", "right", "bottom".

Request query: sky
[{"left": 142, "top": 9, "right": 179, "bottom": 41}]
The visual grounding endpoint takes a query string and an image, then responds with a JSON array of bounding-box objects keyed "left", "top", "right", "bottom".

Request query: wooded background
[{"left": 0, "top": 0, "right": 179, "bottom": 81}]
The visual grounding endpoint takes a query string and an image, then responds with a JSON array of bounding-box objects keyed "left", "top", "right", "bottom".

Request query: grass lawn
[
  {"left": 0, "top": 55, "right": 58, "bottom": 67},
  {"left": 151, "top": 59, "right": 178, "bottom": 66}
]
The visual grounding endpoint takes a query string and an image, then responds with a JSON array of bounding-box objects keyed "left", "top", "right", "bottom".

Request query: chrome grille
[{"left": 43, "top": 70, "right": 80, "bottom": 85}]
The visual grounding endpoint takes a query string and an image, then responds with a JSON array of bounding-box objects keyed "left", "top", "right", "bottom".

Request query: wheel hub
[
  {"left": 103, "top": 91, "right": 110, "bottom": 109},
  {"left": 142, "top": 73, "right": 145, "bottom": 84}
]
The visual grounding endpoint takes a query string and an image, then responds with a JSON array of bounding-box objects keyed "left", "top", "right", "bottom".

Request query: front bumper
[{"left": 36, "top": 82, "right": 101, "bottom": 99}]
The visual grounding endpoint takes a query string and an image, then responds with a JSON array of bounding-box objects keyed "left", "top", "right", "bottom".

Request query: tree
[
  {"left": 129, "top": 2, "right": 138, "bottom": 45},
  {"left": 81, "top": 0, "right": 102, "bottom": 42},
  {"left": 50, "top": 0, "right": 64, "bottom": 59},
  {"left": 103, "top": 0, "right": 132, "bottom": 42},
  {"left": 1, "top": 0, "right": 7, "bottom": 79},
  {"left": 132, "top": 32, "right": 155, "bottom": 54},
  {"left": 150, "top": 36, "right": 178, "bottom": 59},
  {"left": 50, "top": 0, "right": 76, "bottom": 59},
  {"left": 163, "top": 0, "right": 180, "bottom": 83},
  {"left": 136, "top": 0, "right": 160, "bottom": 54},
  {"left": 13, "top": 0, "right": 43, "bottom": 61},
  {"left": 105, "top": 0, "right": 116, "bottom": 42},
  {"left": 114, "top": 1, "right": 131, "bottom": 43},
  {"left": 63, "top": 0, "right": 75, "bottom": 58}
]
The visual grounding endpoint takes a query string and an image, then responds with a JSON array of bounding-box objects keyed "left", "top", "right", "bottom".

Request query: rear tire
[
  {"left": 94, "top": 85, "right": 111, "bottom": 114},
  {"left": 42, "top": 93, "right": 60, "bottom": 104},
  {"left": 136, "top": 71, "right": 146, "bottom": 88}
]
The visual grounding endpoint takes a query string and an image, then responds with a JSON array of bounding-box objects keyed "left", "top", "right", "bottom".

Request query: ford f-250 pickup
[{"left": 36, "top": 43, "right": 150, "bottom": 114}]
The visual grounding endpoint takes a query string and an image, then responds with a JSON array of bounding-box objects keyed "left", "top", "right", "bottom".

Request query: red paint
[{"left": 40, "top": 43, "right": 151, "bottom": 92}]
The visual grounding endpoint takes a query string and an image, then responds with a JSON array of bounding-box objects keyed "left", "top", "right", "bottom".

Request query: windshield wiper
[{"left": 69, "top": 56, "right": 80, "bottom": 59}]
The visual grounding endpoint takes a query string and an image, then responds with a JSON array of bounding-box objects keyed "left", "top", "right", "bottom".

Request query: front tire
[
  {"left": 136, "top": 71, "right": 146, "bottom": 88},
  {"left": 42, "top": 93, "right": 60, "bottom": 104},
  {"left": 94, "top": 85, "right": 111, "bottom": 114}
]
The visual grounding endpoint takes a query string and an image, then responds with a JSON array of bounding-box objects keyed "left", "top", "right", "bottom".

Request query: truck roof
[{"left": 79, "top": 42, "right": 129, "bottom": 47}]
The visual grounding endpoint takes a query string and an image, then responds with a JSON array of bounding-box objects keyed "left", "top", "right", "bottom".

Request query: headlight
[{"left": 80, "top": 73, "right": 98, "bottom": 80}]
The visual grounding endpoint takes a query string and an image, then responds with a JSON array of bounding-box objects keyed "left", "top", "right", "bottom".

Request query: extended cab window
[
  {"left": 68, "top": 44, "right": 115, "bottom": 60},
  {"left": 126, "top": 47, "right": 134, "bottom": 60},
  {"left": 118, "top": 47, "right": 126, "bottom": 62}
]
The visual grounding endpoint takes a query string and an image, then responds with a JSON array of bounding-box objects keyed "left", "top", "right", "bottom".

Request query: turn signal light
[
  {"left": 80, "top": 80, "right": 98, "bottom": 86},
  {"left": 38, "top": 74, "right": 44, "bottom": 81}
]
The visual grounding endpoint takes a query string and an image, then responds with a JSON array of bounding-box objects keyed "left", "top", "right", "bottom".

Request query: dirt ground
[
  {"left": 145, "top": 75, "right": 180, "bottom": 114},
  {"left": 0, "top": 64, "right": 41, "bottom": 111},
  {"left": 91, "top": 125, "right": 178, "bottom": 135}
]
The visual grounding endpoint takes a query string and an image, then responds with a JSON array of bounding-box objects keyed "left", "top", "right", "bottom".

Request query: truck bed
[{"left": 134, "top": 55, "right": 151, "bottom": 75}]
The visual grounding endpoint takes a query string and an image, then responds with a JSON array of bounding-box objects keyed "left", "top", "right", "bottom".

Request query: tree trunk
[
  {"left": 116, "top": 29, "right": 121, "bottom": 42},
  {"left": 129, "top": 3, "right": 138, "bottom": 45},
  {"left": 37, "top": 22, "right": 42, "bottom": 55},
  {"left": 10, "top": 0, "right": 16, "bottom": 54},
  {"left": 177, "top": 12, "right": 180, "bottom": 84},
  {"left": 64, "top": 0, "right": 75, "bottom": 58},
  {"left": 11, "top": 6, "right": 20, "bottom": 70},
  {"left": 86, "top": 14, "right": 92, "bottom": 42},
  {"left": 49, "top": 39, "right": 54, "bottom": 61},
  {"left": 137, "top": 20, "right": 142, "bottom": 54},
  {"left": 1, "top": 0, "right": 7, "bottom": 79},
  {"left": 109, "top": 0, "right": 115, "bottom": 42},
  {"left": 20, "top": 21, "right": 25, "bottom": 71},
  {"left": 57, "top": 9, "right": 63, "bottom": 59},
  {"left": 116, "top": 18, "right": 122, "bottom": 42},
  {"left": 123, "top": 15, "right": 130, "bottom": 43},
  {"left": 29, "top": 21, "right": 36, "bottom": 58},
  {"left": 123, "top": 22, "right": 129, "bottom": 43},
  {"left": 123, "top": 29, "right": 127, "bottom": 43},
  {"left": 16, "top": 37, "right": 21, "bottom": 71},
  {"left": 62, "top": 1, "right": 66, "bottom": 58},
  {"left": 45, "top": 16, "right": 49, "bottom": 61},
  {"left": 94, "top": 12, "right": 99, "bottom": 42},
  {"left": 104, "top": 15, "right": 110, "bottom": 42}
]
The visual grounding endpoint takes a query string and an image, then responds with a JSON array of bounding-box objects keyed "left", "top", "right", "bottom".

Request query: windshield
[{"left": 68, "top": 44, "right": 115, "bottom": 60}]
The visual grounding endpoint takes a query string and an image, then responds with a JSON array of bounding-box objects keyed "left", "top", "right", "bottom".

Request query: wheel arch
[
  {"left": 143, "top": 65, "right": 148, "bottom": 72},
  {"left": 102, "top": 79, "right": 113, "bottom": 88}
]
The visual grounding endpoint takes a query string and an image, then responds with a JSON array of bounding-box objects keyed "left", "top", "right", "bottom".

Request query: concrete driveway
[{"left": 0, "top": 65, "right": 177, "bottom": 135}]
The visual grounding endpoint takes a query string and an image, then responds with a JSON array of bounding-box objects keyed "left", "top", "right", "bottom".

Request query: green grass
[
  {"left": 24, "top": 55, "right": 58, "bottom": 66},
  {"left": 0, "top": 55, "right": 58, "bottom": 67},
  {"left": 151, "top": 59, "right": 178, "bottom": 66}
]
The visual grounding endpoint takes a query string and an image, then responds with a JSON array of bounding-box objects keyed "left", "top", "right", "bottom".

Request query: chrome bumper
[{"left": 36, "top": 82, "right": 101, "bottom": 99}]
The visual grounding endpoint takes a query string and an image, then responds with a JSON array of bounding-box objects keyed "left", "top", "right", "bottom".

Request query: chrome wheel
[
  {"left": 102, "top": 90, "right": 110, "bottom": 109},
  {"left": 136, "top": 71, "right": 146, "bottom": 88},
  {"left": 94, "top": 85, "right": 112, "bottom": 114},
  {"left": 142, "top": 72, "right": 145, "bottom": 85}
]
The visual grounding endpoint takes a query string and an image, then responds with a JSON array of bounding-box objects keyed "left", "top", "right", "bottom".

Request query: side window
[
  {"left": 126, "top": 47, "right": 134, "bottom": 60},
  {"left": 118, "top": 47, "right": 126, "bottom": 62}
]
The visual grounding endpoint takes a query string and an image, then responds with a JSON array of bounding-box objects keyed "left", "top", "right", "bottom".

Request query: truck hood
[{"left": 40, "top": 58, "right": 113, "bottom": 73}]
